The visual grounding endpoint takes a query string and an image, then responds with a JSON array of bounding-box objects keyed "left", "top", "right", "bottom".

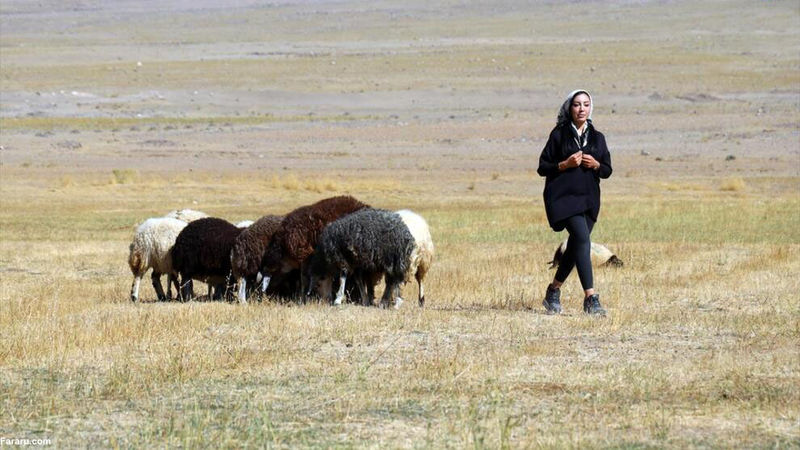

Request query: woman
[{"left": 537, "top": 90, "right": 612, "bottom": 315}]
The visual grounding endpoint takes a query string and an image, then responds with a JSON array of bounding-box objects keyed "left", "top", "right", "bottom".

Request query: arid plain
[{"left": 1, "top": 0, "right": 799, "bottom": 447}]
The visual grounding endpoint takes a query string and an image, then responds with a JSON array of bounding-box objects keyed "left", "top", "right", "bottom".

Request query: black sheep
[
  {"left": 172, "top": 217, "right": 243, "bottom": 301},
  {"left": 261, "top": 195, "right": 369, "bottom": 297},
  {"left": 309, "top": 208, "right": 415, "bottom": 308}
]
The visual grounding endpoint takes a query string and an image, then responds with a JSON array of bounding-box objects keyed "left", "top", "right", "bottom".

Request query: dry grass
[
  {"left": 1, "top": 0, "right": 799, "bottom": 447},
  {"left": 0, "top": 168, "right": 798, "bottom": 448}
]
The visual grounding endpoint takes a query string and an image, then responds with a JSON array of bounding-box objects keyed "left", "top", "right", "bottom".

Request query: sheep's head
[
  {"left": 261, "top": 237, "right": 283, "bottom": 274},
  {"left": 307, "top": 274, "right": 333, "bottom": 302},
  {"left": 605, "top": 255, "right": 624, "bottom": 267}
]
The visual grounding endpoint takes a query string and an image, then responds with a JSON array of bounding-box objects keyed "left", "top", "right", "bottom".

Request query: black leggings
[{"left": 554, "top": 213, "right": 595, "bottom": 290}]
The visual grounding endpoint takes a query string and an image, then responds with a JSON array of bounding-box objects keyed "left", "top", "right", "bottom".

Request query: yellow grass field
[{"left": 1, "top": 0, "right": 799, "bottom": 447}]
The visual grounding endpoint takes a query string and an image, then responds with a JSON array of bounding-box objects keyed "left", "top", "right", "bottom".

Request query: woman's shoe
[
  {"left": 542, "top": 284, "right": 561, "bottom": 314},
  {"left": 583, "top": 294, "right": 606, "bottom": 316}
]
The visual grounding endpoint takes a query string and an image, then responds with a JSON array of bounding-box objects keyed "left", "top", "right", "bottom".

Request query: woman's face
[{"left": 570, "top": 93, "right": 591, "bottom": 126}]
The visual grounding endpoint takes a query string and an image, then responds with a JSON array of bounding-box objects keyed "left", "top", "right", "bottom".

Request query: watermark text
[{"left": 0, "top": 437, "right": 52, "bottom": 447}]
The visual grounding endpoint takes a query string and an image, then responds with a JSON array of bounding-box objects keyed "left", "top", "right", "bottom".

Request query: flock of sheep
[{"left": 128, "top": 196, "right": 434, "bottom": 308}]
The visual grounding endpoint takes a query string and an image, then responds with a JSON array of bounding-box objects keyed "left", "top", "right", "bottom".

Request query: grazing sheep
[
  {"left": 261, "top": 195, "right": 369, "bottom": 296},
  {"left": 309, "top": 208, "right": 415, "bottom": 308},
  {"left": 235, "top": 220, "right": 254, "bottom": 228},
  {"left": 396, "top": 209, "right": 435, "bottom": 307},
  {"left": 172, "top": 217, "right": 243, "bottom": 301},
  {"left": 230, "top": 214, "right": 282, "bottom": 303},
  {"left": 548, "top": 239, "right": 623, "bottom": 269},
  {"left": 164, "top": 209, "right": 209, "bottom": 223},
  {"left": 128, "top": 217, "right": 187, "bottom": 302}
]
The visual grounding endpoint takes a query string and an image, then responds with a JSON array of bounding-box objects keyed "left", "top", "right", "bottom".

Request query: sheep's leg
[
  {"left": 305, "top": 273, "right": 316, "bottom": 299},
  {"left": 186, "top": 279, "right": 194, "bottom": 301},
  {"left": 237, "top": 277, "right": 248, "bottom": 304},
  {"left": 379, "top": 282, "right": 393, "bottom": 309},
  {"left": 418, "top": 278, "right": 425, "bottom": 308},
  {"left": 166, "top": 273, "right": 175, "bottom": 300},
  {"left": 151, "top": 272, "right": 167, "bottom": 301},
  {"left": 131, "top": 274, "right": 142, "bottom": 302},
  {"left": 368, "top": 281, "right": 375, "bottom": 306},
  {"left": 333, "top": 270, "right": 348, "bottom": 306},
  {"left": 300, "top": 263, "right": 311, "bottom": 304},
  {"left": 255, "top": 272, "right": 265, "bottom": 298},
  {"left": 179, "top": 276, "right": 193, "bottom": 302},
  {"left": 226, "top": 272, "right": 235, "bottom": 301},
  {"left": 212, "top": 282, "right": 226, "bottom": 301},
  {"left": 260, "top": 274, "right": 271, "bottom": 293},
  {"left": 379, "top": 274, "right": 396, "bottom": 309},
  {"left": 171, "top": 274, "right": 181, "bottom": 300},
  {"left": 356, "top": 274, "right": 370, "bottom": 307},
  {"left": 394, "top": 283, "right": 405, "bottom": 310}
]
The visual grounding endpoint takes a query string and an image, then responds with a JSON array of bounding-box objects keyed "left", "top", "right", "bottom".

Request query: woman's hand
[
  {"left": 560, "top": 151, "right": 583, "bottom": 170},
  {"left": 581, "top": 154, "right": 600, "bottom": 170}
]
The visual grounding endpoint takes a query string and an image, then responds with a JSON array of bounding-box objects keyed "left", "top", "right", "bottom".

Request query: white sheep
[
  {"left": 396, "top": 209, "right": 434, "bottom": 307},
  {"left": 164, "top": 209, "right": 209, "bottom": 223},
  {"left": 548, "top": 239, "right": 623, "bottom": 269},
  {"left": 128, "top": 217, "right": 188, "bottom": 302},
  {"left": 235, "top": 220, "right": 255, "bottom": 229}
]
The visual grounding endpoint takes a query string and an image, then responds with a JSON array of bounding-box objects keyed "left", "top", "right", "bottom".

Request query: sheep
[
  {"left": 309, "top": 208, "right": 415, "bottom": 308},
  {"left": 172, "top": 217, "right": 243, "bottom": 301},
  {"left": 230, "top": 214, "right": 283, "bottom": 303},
  {"left": 548, "top": 239, "right": 623, "bottom": 269},
  {"left": 128, "top": 217, "right": 187, "bottom": 302},
  {"left": 261, "top": 195, "right": 370, "bottom": 298},
  {"left": 164, "top": 209, "right": 209, "bottom": 223},
  {"left": 235, "top": 220, "right": 254, "bottom": 228},
  {"left": 396, "top": 209, "right": 434, "bottom": 307}
]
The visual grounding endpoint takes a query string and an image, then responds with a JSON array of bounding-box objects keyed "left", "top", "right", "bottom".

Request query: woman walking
[{"left": 537, "top": 90, "right": 612, "bottom": 315}]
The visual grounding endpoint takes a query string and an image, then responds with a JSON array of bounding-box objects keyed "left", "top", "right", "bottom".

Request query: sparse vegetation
[
  {"left": 1, "top": 169, "right": 798, "bottom": 447},
  {"left": 1, "top": 0, "right": 798, "bottom": 447},
  {"left": 0, "top": 114, "right": 375, "bottom": 133}
]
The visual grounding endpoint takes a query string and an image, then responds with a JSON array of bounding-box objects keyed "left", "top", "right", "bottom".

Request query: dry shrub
[
  {"left": 59, "top": 175, "right": 75, "bottom": 187},
  {"left": 270, "top": 174, "right": 339, "bottom": 192},
  {"left": 270, "top": 174, "right": 301, "bottom": 191},
  {"left": 304, "top": 178, "right": 339, "bottom": 193},
  {"left": 648, "top": 182, "right": 709, "bottom": 192},
  {"left": 720, "top": 177, "right": 747, "bottom": 191},
  {"left": 111, "top": 169, "right": 139, "bottom": 185}
]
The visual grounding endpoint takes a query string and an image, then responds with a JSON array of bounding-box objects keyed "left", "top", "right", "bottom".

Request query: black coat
[{"left": 537, "top": 123, "right": 612, "bottom": 231}]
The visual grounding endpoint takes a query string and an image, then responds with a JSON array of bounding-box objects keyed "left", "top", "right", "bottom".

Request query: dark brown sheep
[
  {"left": 261, "top": 195, "right": 370, "bottom": 297},
  {"left": 231, "top": 214, "right": 282, "bottom": 303},
  {"left": 172, "top": 217, "right": 243, "bottom": 301}
]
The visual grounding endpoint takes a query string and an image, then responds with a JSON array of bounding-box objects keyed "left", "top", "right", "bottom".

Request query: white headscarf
[{"left": 556, "top": 89, "right": 593, "bottom": 127}]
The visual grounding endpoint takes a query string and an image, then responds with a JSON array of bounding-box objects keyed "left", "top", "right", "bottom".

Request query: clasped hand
[{"left": 564, "top": 151, "right": 599, "bottom": 170}]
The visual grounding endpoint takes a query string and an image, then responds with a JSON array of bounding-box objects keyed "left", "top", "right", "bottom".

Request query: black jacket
[{"left": 537, "top": 122, "right": 612, "bottom": 231}]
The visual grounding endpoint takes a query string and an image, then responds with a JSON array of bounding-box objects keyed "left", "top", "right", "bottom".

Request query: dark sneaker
[
  {"left": 542, "top": 284, "right": 561, "bottom": 314},
  {"left": 583, "top": 294, "right": 606, "bottom": 316}
]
